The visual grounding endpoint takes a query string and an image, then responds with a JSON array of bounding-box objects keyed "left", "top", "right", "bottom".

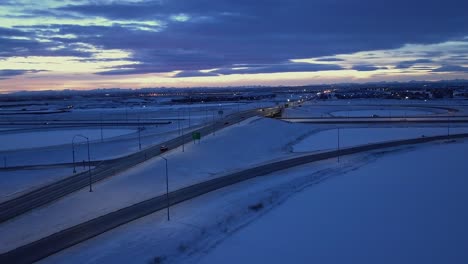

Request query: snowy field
[
  {"left": 196, "top": 140, "right": 468, "bottom": 264},
  {"left": 40, "top": 151, "right": 371, "bottom": 264},
  {"left": 2, "top": 98, "right": 468, "bottom": 263},
  {"left": 330, "top": 109, "right": 432, "bottom": 117},
  {"left": 38, "top": 139, "right": 468, "bottom": 264},
  {"left": 3, "top": 117, "right": 468, "bottom": 254},
  {"left": 0, "top": 117, "right": 319, "bottom": 253},
  {"left": 293, "top": 127, "right": 468, "bottom": 152},
  {"left": 281, "top": 98, "right": 468, "bottom": 118},
  {"left": 0, "top": 128, "right": 136, "bottom": 151}
]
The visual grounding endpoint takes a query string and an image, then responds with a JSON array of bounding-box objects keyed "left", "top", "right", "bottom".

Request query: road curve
[
  {"left": 0, "top": 108, "right": 278, "bottom": 224},
  {"left": 1, "top": 132, "right": 467, "bottom": 264}
]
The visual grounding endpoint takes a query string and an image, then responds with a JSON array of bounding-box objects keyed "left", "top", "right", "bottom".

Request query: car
[{"left": 160, "top": 145, "right": 169, "bottom": 152}]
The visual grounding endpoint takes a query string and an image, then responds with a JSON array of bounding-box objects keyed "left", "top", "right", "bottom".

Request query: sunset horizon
[{"left": 1, "top": 1, "right": 468, "bottom": 92}]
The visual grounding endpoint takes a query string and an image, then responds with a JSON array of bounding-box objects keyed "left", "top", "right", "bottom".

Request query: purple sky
[{"left": 1, "top": 0, "right": 468, "bottom": 92}]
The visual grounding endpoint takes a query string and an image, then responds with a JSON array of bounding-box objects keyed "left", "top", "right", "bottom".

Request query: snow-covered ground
[
  {"left": 0, "top": 117, "right": 319, "bottom": 253},
  {"left": 0, "top": 121, "right": 196, "bottom": 167},
  {"left": 3, "top": 98, "right": 468, "bottom": 262},
  {"left": 0, "top": 101, "right": 274, "bottom": 166},
  {"left": 282, "top": 99, "right": 468, "bottom": 118},
  {"left": 0, "top": 128, "right": 136, "bottom": 151},
  {"left": 293, "top": 126, "right": 468, "bottom": 152},
  {"left": 40, "top": 151, "right": 369, "bottom": 264},
  {"left": 3, "top": 117, "right": 468, "bottom": 254},
  {"left": 330, "top": 109, "right": 432, "bottom": 117},
  {"left": 196, "top": 140, "right": 468, "bottom": 264},
  {"left": 38, "top": 139, "right": 468, "bottom": 264}
]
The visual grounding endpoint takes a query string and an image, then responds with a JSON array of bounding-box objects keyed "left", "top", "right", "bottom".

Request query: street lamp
[
  {"left": 100, "top": 113, "right": 104, "bottom": 143},
  {"left": 72, "top": 134, "right": 93, "bottom": 192},
  {"left": 161, "top": 157, "right": 170, "bottom": 221},
  {"left": 188, "top": 106, "right": 191, "bottom": 127},
  {"left": 182, "top": 120, "right": 185, "bottom": 152},
  {"left": 337, "top": 128, "right": 341, "bottom": 163},
  {"left": 177, "top": 109, "right": 181, "bottom": 136},
  {"left": 138, "top": 117, "right": 142, "bottom": 150},
  {"left": 212, "top": 110, "right": 216, "bottom": 136}
]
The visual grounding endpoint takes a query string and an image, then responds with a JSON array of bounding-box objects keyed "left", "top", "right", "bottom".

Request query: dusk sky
[{"left": 1, "top": 0, "right": 468, "bottom": 92}]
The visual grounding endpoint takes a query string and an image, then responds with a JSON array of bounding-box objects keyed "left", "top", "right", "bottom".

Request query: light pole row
[{"left": 72, "top": 134, "right": 93, "bottom": 192}]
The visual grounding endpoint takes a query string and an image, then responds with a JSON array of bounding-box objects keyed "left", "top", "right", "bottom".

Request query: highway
[
  {"left": 0, "top": 108, "right": 279, "bottom": 224},
  {"left": 1, "top": 132, "right": 468, "bottom": 264}
]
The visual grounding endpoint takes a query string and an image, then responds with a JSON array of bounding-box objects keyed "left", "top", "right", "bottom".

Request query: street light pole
[
  {"left": 72, "top": 143, "right": 76, "bottom": 173},
  {"left": 188, "top": 106, "right": 191, "bottom": 127},
  {"left": 177, "top": 109, "right": 181, "bottom": 136},
  {"left": 181, "top": 115, "right": 185, "bottom": 152},
  {"left": 86, "top": 138, "right": 92, "bottom": 192},
  {"left": 138, "top": 117, "right": 142, "bottom": 150},
  {"left": 161, "top": 157, "right": 170, "bottom": 221},
  {"left": 337, "top": 127, "right": 341, "bottom": 163},
  {"left": 100, "top": 114, "right": 104, "bottom": 143},
  {"left": 212, "top": 110, "right": 215, "bottom": 136},
  {"left": 72, "top": 135, "right": 93, "bottom": 192}
]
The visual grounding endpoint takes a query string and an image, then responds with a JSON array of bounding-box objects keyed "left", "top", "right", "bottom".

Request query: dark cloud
[
  {"left": 0, "top": 69, "right": 44, "bottom": 80},
  {"left": 315, "top": 58, "right": 345, "bottom": 62},
  {"left": 173, "top": 63, "right": 343, "bottom": 77},
  {"left": 2, "top": 0, "right": 468, "bottom": 76},
  {"left": 0, "top": 27, "right": 28, "bottom": 37},
  {"left": 0, "top": 39, "right": 93, "bottom": 58},
  {"left": 215, "top": 63, "right": 343, "bottom": 75},
  {"left": 52, "top": 0, "right": 468, "bottom": 74},
  {"left": 432, "top": 65, "right": 468, "bottom": 72},
  {"left": 395, "top": 59, "right": 433, "bottom": 69},
  {"left": 173, "top": 70, "right": 220, "bottom": 78},
  {"left": 0, "top": 26, "right": 94, "bottom": 59},
  {"left": 352, "top": 65, "right": 388, "bottom": 71}
]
